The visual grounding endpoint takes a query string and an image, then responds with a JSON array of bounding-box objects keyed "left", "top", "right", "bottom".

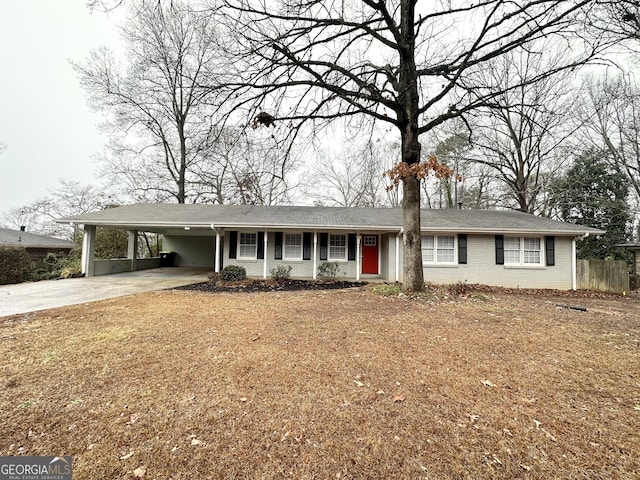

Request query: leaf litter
[{"left": 0, "top": 286, "right": 639, "bottom": 478}]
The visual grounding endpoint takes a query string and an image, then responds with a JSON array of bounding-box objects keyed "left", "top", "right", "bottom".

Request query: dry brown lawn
[{"left": 1, "top": 287, "right": 639, "bottom": 479}]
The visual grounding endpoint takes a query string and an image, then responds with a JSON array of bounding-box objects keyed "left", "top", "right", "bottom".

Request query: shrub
[
  {"left": 222, "top": 265, "right": 247, "bottom": 281},
  {"left": 0, "top": 247, "right": 31, "bottom": 285},
  {"left": 31, "top": 252, "right": 81, "bottom": 281},
  {"left": 207, "top": 272, "right": 222, "bottom": 285},
  {"left": 317, "top": 261, "right": 339, "bottom": 279},
  {"left": 270, "top": 265, "right": 292, "bottom": 281}
]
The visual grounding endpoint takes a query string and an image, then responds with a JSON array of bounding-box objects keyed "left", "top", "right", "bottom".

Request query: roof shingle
[{"left": 56, "top": 204, "right": 603, "bottom": 236}]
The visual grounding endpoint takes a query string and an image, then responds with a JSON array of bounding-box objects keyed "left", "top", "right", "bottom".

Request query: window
[
  {"left": 422, "top": 235, "right": 456, "bottom": 264},
  {"left": 238, "top": 232, "right": 257, "bottom": 259},
  {"left": 504, "top": 236, "right": 542, "bottom": 266},
  {"left": 284, "top": 233, "right": 303, "bottom": 260},
  {"left": 329, "top": 234, "right": 347, "bottom": 261}
]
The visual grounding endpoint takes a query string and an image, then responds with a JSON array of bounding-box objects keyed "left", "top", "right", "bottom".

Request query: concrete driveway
[{"left": 0, "top": 268, "right": 210, "bottom": 317}]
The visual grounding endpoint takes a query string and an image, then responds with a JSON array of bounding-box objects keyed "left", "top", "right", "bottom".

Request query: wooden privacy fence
[{"left": 576, "top": 259, "right": 629, "bottom": 294}]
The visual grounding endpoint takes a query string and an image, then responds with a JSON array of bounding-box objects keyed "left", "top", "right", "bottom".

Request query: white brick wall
[
  {"left": 389, "top": 233, "right": 575, "bottom": 290},
  {"left": 164, "top": 230, "right": 576, "bottom": 289}
]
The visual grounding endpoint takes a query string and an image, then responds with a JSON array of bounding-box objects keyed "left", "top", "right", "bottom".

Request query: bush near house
[
  {"left": 317, "top": 261, "right": 340, "bottom": 279},
  {"left": 270, "top": 265, "right": 292, "bottom": 281},
  {"left": 0, "top": 247, "right": 31, "bottom": 285},
  {"left": 221, "top": 265, "right": 247, "bottom": 281}
]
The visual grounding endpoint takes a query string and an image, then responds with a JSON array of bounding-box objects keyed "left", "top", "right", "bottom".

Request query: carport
[{"left": 57, "top": 204, "right": 224, "bottom": 277}]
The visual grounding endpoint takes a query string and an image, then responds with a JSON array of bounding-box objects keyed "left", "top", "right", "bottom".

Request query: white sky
[{"left": 0, "top": 1, "right": 123, "bottom": 215}]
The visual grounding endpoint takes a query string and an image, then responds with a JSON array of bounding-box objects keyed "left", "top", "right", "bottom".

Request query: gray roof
[
  {"left": 56, "top": 204, "right": 604, "bottom": 236},
  {"left": 0, "top": 228, "right": 76, "bottom": 249}
]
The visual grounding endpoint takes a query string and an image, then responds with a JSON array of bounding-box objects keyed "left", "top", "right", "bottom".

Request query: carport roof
[{"left": 56, "top": 203, "right": 604, "bottom": 236}]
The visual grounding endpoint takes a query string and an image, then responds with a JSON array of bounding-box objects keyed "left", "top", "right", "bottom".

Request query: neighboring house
[
  {"left": 57, "top": 204, "right": 603, "bottom": 290},
  {"left": 0, "top": 227, "right": 75, "bottom": 259}
]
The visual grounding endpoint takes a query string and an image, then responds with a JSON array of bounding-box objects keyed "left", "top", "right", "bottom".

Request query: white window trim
[
  {"left": 328, "top": 233, "right": 348, "bottom": 262},
  {"left": 283, "top": 232, "right": 303, "bottom": 261},
  {"left": 237, "top": 232, "right": 258, "bottom": 260},
  {"left": 504, "top": 236, "right": 544, "bottom": 267},
  {"left": 422, "top": 234, "right": 457, "bottom": 265}
]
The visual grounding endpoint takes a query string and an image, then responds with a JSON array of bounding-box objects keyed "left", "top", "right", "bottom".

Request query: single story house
[
  {"left": 57, "top": 204, "right": 603, "bottom": 290},
  {"left": 0, "top": 227, "right": 75, "bottom": 259}
]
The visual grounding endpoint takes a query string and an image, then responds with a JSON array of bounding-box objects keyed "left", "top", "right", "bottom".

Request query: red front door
[{"left": 362, "top": 235, "right": 379, "bottom": 274}]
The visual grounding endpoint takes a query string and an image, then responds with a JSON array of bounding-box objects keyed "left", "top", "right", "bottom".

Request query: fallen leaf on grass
[
  {"left": 481, "top": 379, "right": 496, "bottom": 387},
  {"left": 541, "top": 428, "right": 557, "bottom": 442},
  {"left": 634, "top": 405, "right": 640, "bottom": 411},
  {"left": 191, "top": 439, "right": 202, "bottom": 446},
  {"left": 133, "top": 466, "right": 146, "bottom": 478},
  {"left": 354, "top": 380, "right": 364, "bottom": 387},
  {"left": 119, "top": 451, "right": 134, "bottom": 460},
  {"left": 239, "top": 397, "right": 248, "bottom": 402},
  {"left": 392, "top": 394, "right": 405, "bottom": 403}
]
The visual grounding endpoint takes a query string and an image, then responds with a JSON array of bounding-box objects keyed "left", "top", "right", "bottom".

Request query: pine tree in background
[{"left": 552, "top": 149, "right": 632, "bottom": 261}]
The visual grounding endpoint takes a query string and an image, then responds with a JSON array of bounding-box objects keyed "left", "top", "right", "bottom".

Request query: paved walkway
[{"left": 0, "top": 268, "right": 210, "bottom": 317}]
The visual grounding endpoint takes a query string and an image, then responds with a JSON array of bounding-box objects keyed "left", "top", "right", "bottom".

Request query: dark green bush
[
  {"left": 270, "top": 265, "right": 292, "bottom": 281},
  {"left": 222, "top": 265, "right": 247, "bottom": 281},
  {"left": 0, "top": 247, "right": 31, "bottom": 285}
]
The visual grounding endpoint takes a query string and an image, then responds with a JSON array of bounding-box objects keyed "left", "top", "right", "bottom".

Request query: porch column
[
  {"left": 263, "top": 230, "right": 268, "bottom": 279},
  {"left": 127, "top": 230, "right": 138, "bottom": 271},
  {"left": 356, "top": 234, "right": 361, "bottom": 281},
  {"left": 214, "top": 230, "right": 221, "bottom": 273},
  {"left": 313, "top": 231, "right": 318, "bottom": 280},
  {"left": 395, "top": 229, "right": 402, "bottom": 283},
  {"left": 81, "top": 225, "right": 96, "bottom": 277}
]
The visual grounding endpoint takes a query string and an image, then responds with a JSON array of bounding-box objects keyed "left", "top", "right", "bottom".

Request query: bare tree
[
  {"left": 305, "top": 139, "right": 397, "bottom": 207},
  {"left": 589, "top": 1, "right": 640, "bottom": 46},
  {"left": 74, "top": 0, "right": 220, "bottom": 204},
  {"left": 1, "top": 181, "right": 115, "bottom": 239},
  {"left": 215, "top": 0, "right": 605, "bottom": 291},
  {"left": 580, "top": 73, "right": 640, "bottom": 204},
  {"left": 461, "top": 47, "right": 582, "bottom": 214}
]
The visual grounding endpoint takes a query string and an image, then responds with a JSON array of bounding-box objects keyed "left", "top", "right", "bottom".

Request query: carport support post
[
  {"left": 127, "top": 230, "right": 138, "bottom": 271},
  {"left": 81, "top": 225, "right": 96, "bottom": 277}
]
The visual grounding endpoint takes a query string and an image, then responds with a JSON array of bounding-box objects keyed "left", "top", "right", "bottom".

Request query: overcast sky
[{"left": 0, "top": 2, "right": 123, "bottom": 216}]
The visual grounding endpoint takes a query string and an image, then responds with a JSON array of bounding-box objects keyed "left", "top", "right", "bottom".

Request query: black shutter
[
  {"left": 303, "top": 232, "right": 312, "bottom": 260},
  {"left": 274, "top": 232, "right": 283, "bottom": 260},
  {"left": 495, "top": 235, "right": 504, "bottom": 265},
  {"left": 257, "top": 232, "right": 264, "bottom": 259},
  {"left": 545, "top": 236, "right": 555, "bottom": 266},
  {"left": 458, "top": 234, "right": 467, "bottom": 264},
  {"left": 319, "top": 233, "right": 328, "bottom": 261},
  {"left": 229, "top": 231, "right": 237, "bottom": 259},
  {"left": 348, "top": 234, "right": 357, "bottom": 261}
]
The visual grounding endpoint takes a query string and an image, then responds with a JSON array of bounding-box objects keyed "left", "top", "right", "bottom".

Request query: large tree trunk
[
  {"left": 399, "top": 0, "right": 424, "bottom": 293},
  {"left": 402, "top": 173, "right": 424, "bottom": 292}
]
